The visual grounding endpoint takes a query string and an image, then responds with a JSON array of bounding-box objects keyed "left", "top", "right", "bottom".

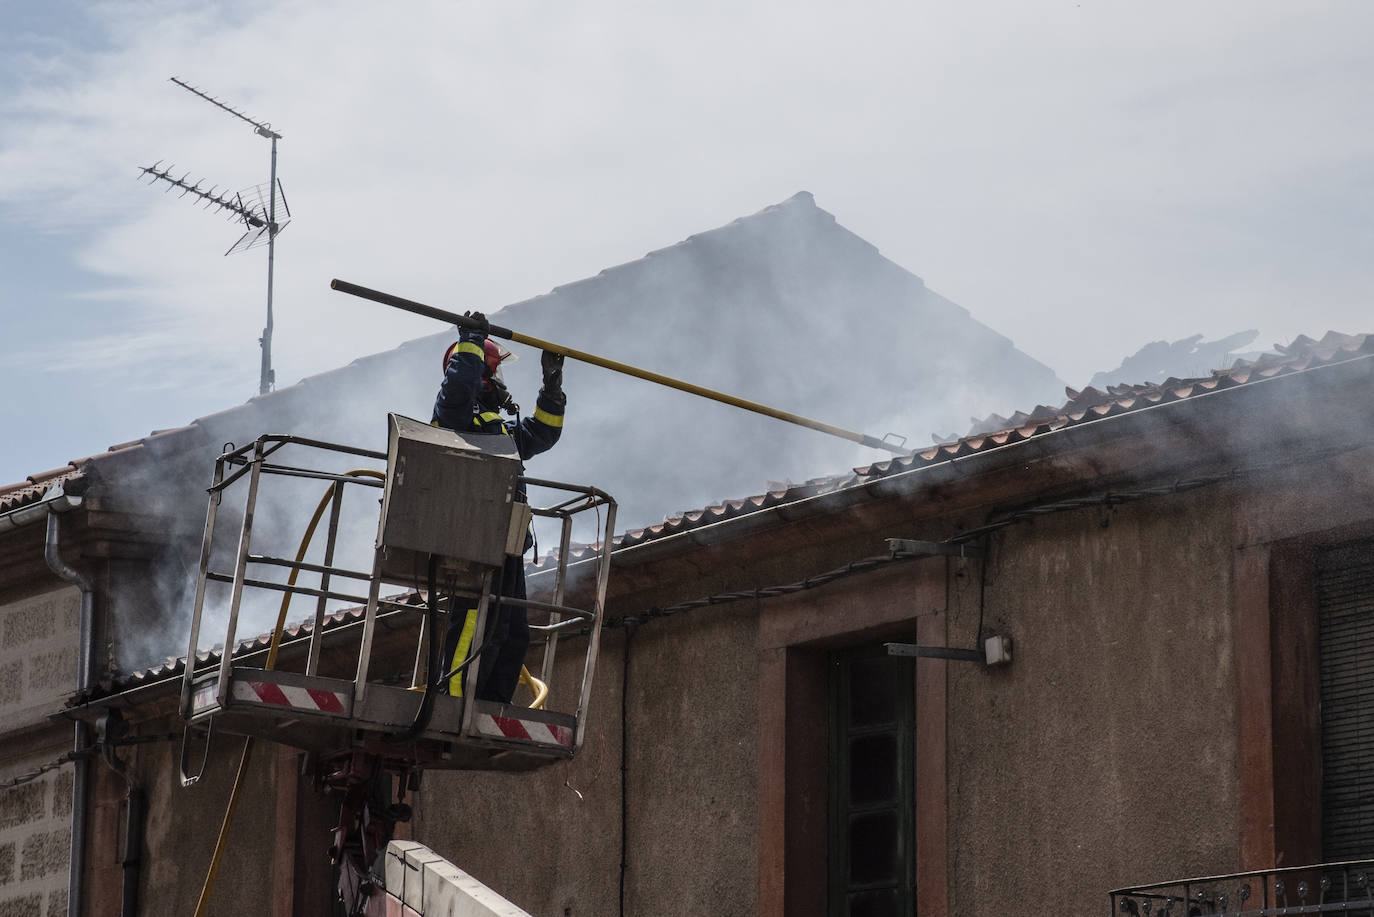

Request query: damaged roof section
[
  {"left": 78, "top": 329, "right": 1374, "bottom": 690},
  {"left": 611, "top": 331, "right": 1373, "bottom": 548},
  {"left": 872, "top": 331, "right": 1371, "bottom": 475}
]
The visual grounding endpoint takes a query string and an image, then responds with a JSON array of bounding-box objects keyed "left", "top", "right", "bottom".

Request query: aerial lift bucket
[{"left": 175, "top": 414, "right": 616, "bottom": 784}]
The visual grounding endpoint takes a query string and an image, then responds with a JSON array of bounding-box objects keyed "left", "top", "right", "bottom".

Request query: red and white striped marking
[
  {"left": 191, "top": 682, "right": 218, "bottom": 714},
  {"left": 233, "top": 679, "right": 349, "bottom": 715},
  {"left": 475, "top": 713, "right": 573, "bottom": 748}
]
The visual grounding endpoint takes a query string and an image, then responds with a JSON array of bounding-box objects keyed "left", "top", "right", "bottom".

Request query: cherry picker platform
[{"left": 176, "top": 414, "right": 616, "bottom": 782}]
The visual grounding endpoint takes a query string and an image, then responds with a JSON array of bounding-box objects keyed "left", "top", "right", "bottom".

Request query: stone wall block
[
  {"left": 0, "top": 664, "right": 20, "bottom": 708},
  {"left": 19, "top": 829, "right": 70, "bottom": 881},
  {"left": 0, "top": 893, "right": 41, "bottom": 917},
  {"left": 0, "top": 784, "right": 44, "bottom": 831},
  {"left": 50, "top": 771, "right": 72, "bottom": 818},
  {"left": 1, "top": 606, "right": 55, "bottom": 648},
  {"left": 25, "top": 650, "right": 75, "bottom": 695},
  {"left": 0, "top": 843, "right": 12, "bottom": 886},
  {"left": 47, "top": 888, "right": 67, "bottom": 916}
]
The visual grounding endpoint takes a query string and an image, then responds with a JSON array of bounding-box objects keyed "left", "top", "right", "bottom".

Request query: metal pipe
[
  {"left": 330, "top": 279, "right": 910, "bottom": 456},
  {"left": 120, "top": 787, "right": 144, "bottom": 917},
  {"left": 181, "top": 457, "right": 224, "bottom": 720},
  {"left": 44, "top": 505, "right": 94, "bottom": 917},
  {"left": 260, "top": 134, "right": 278, "bottom": 395},
  {"left": 574, "top": 499, "right": 616, "bottom": 752},
  {"left": 308, "top": 484, "right": 347, "bottom": 677},
  {"left": 243, "top": 555, "right": 377, "bottom": 583},
  {"left": 217, "top": 440, "right": 266, "bottom": 709},
  {"left": 539, "top": 514, "right": 574, "bottom": 685}
]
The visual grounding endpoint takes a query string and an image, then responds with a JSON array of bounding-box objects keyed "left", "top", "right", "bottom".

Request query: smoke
[
  {"left": 1086, "top": 330, "right": 1264, "bottom": 391},
  {"left": 95, "top": 193, "right": 1066, "bottom": 674}
]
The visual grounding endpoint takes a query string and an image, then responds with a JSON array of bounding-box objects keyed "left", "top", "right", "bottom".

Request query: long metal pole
[
  {"left": 330, "top": 279, "right": 909, "bottom": 455},
  {"left": 260, "top": 136, "right": 278, "bottom": 395}
]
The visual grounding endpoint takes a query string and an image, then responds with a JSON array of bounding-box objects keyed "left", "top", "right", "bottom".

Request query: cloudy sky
[{"left": 2, "top": 0, "right": 1371, "bottom": 487}]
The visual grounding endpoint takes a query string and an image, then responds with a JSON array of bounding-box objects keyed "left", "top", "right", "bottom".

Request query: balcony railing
[{"left": 1111, "top": 860, "right": 1374, "bottom": 916}]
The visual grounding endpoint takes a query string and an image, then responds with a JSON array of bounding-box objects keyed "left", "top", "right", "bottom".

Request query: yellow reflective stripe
[
  {"left": 474, "top": 411, "right": 504, "bottom": 425},
  {"left": 456, "top": 341, "right": 484, "bottom": 358},
  {"left": 448, "top": 610, "right": 479, "bottom": 696},
  {"left": 533, "top": 406, "right": 564, "bottom": 428}
]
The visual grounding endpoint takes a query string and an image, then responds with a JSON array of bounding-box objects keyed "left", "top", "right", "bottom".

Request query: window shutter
[{"left": 1318, "top": 540, "right": 1374, "bottom": 860}]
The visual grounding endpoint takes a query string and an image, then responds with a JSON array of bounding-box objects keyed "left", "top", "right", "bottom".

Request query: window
[
  {"left": 828, "top": 645, "right": 916, "bottom": 917},
  {"left": 1317, "top": 539, "right": 1374, "bottom": 860}
]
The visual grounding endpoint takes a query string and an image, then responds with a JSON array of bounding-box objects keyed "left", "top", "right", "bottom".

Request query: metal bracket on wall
[
  {"left": 886, "top": 633, "right": 1013, "bottom": 666},
  {"left": 886, "top": 538, "right": 981, "bottom": 559},
  {"left": 884, "top": 643, "right": 984, "bottom": 663}
]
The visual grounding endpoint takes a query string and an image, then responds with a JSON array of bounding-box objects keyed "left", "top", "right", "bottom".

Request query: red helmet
[
  {"left": 442, "top": 339, "right": 515, "bottom": 381},
  {"left": 482, "top": 339, "right": 513, "bottom": 377}
]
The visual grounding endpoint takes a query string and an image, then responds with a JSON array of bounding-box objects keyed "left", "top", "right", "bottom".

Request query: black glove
[
  {"left": 540, "top": 350, "right": 564, "bottom": 396},
  {"left": 461, "top": 310, "right": 489, "bottom": 339}
]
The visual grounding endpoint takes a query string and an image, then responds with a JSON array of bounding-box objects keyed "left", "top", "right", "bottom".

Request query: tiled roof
[
  {"left": 608, "top": 331, "right": 1373, "bottom": 547},
  {"left": 108, "top": 598, "right": 420, "bottom": 693},
  {"left": 866, "top": 331, "right": 1371, "bottom": 477},
  {"left": 99, "top": 330, "right": 1371, "bottom": 688},
  {"left": 0, "top": 464, "right": 86, "bottom": 514},
  {"left": 0, "top": 423, "right": 203, "bottom": 515}
]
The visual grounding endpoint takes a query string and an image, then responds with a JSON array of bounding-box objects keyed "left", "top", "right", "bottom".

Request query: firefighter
[{"left": 432, "top": 310, "right": 566, "bottom": 703}]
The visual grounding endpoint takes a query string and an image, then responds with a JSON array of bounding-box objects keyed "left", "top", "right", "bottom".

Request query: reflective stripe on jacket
[{"left": 432, "top": 330, "right": 565, "bottom": 460}]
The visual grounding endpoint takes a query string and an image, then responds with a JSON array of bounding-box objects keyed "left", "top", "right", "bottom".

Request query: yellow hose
[
  {"left": 519, "top": 666, "right": 549, "bottom": 710},
  {"left": 194, "top": 469, "right": 384, "bottom": 917}
]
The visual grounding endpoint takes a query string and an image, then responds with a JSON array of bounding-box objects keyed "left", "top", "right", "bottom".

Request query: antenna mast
[{"left": 139, "top": 78, "right": 289, "bottom": 395}]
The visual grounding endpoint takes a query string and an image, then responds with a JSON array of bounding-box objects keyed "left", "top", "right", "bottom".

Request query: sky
[{"left": 2, "top": 0, "right": 1372, "bottom": 488}]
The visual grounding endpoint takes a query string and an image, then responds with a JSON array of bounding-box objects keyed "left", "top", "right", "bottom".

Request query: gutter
[{"left": 0, "top": 479, "right": 86, "bottom": 531}]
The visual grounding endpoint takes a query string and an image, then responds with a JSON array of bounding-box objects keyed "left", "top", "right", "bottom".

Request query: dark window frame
[{"left": 827, "top": 643, "right": 916, "bottom": 917}]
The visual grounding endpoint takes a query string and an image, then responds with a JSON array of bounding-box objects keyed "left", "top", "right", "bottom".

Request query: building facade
[{"left": 4, "top": 332, "right": 1372, "bottom": 915}]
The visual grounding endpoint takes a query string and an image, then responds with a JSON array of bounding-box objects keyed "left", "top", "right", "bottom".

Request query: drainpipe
[
  {"left": 38, "top": 484, "right": 96, "bottom": 917},
  {"left": 97, "top": 711, "right": 143, "bottom": 917}
]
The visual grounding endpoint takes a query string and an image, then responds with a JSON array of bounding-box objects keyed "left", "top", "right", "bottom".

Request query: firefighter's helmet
[{"left": 441, "top": 340, "right": 517, "bottom": 381}]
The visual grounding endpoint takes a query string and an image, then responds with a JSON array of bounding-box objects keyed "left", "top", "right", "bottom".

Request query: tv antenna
[{"left": 138, "top": 77, "right": 289, "bottom": 395}]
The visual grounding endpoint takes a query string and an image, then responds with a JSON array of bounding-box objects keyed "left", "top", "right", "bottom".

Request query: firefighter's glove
[
  {"left": 460, "top": 310, "right": 489, "bottom": 341},
  {"left": 540, "top": 350, "right": 565, "bottom": 397}
]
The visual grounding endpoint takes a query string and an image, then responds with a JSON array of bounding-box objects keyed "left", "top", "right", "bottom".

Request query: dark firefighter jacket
[
  {"left": 431, "top": 330, "right": 564, "bottom": 700},
  {"left": 431, "top": 332, "right": 565, "bottom": 459}
]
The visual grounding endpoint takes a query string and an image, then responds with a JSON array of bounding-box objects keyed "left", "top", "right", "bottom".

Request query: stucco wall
[
  {"left": 125, "top": 719, "right": 298, "bottom": 916},
  {"left": 410, "top": 601, "right": 760, "bottom": 916},
  {"left": 69, "top": 476, "right": 1262, "bottom": 915},
  {"left": 945, "top": 487, "right": 1239, "bottom": 916}
]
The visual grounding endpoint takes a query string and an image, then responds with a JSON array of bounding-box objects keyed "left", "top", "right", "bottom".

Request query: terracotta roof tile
[
  {"left": 108, "top": 597, "right": 423, "bottom": 692},
  {"left": 598, "top": 331, "right": 1373, "bottom": 549},
  {"left": 0, "top": 464, "right": 86, "bottom": 513}
]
